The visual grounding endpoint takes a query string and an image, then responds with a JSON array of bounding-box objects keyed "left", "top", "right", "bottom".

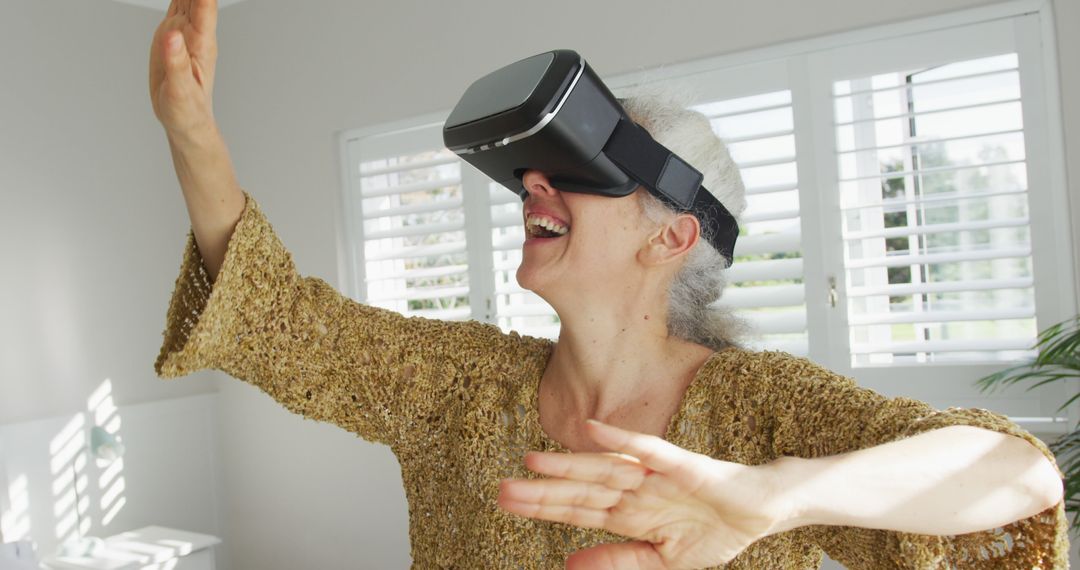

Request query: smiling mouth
[{"left": 525, "top": 214, "right": 570, "bottom": 239}]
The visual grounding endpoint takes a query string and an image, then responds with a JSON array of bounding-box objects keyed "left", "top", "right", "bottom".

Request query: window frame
[{"left": 338, "top": 0, "right": 1076, "bottom": 433}]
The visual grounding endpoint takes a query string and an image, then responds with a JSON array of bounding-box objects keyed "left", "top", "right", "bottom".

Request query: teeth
[{"left": 526, "top": 214, "right": 569, "bottom": 236}]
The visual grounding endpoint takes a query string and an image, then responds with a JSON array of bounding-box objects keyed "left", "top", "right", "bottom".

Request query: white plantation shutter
[
  {"left": 488, "top": 184, "right": 561, "bottom": 340},
  {"left": 800, "top": 13, "right": 1075, "bottom": 427},
  {"left": 832, "top": 53, "right": 1037, "bottom": 365},
  {"left": 693, "top": 90, "right": 808, "bottom": 356},
  {"left": 346, "top": 121, "right": 473, "bottom": 320},
  {"left": 344, "top": 119, "right": 561, "bottom": 337}
]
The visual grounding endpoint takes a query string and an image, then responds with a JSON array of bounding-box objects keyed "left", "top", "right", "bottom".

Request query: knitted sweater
[{"left": 155, "top": 191, "right": 1069, "bottom": 569}]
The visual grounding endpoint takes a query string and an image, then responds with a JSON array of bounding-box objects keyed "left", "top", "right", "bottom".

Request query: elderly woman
[{"left": 149, "top": 1, "right": 1067, "bottom": 569}]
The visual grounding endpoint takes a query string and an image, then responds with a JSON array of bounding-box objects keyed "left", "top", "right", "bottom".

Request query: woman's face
[{"left": 516, "top": 169, "right": 659, "bottom": 303}]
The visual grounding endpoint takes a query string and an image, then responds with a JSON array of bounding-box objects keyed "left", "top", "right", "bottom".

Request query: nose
[{"left": 521, "top": 169, "right": 559, "bottom": 199}]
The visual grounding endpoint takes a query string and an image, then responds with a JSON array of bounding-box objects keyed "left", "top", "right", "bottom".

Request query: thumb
[
  {"left": 565, "top": 541, "right": 666, "bottom": 570},
  {"left": 163, "top": 31, "right": 193, "bottom": 81}
]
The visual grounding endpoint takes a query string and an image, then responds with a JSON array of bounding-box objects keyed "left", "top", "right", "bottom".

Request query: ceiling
[{"left": 108, "top": 0, "right": 249, "bottom": 10}]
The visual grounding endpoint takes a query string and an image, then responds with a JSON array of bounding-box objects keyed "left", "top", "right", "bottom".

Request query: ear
[{"left": 638, "top": 213, "right": 700, "bottom": 267}]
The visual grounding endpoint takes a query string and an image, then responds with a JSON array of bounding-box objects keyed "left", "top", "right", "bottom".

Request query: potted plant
[{"left": 975, "top": 316, "right": 1079, "bottom": 542}]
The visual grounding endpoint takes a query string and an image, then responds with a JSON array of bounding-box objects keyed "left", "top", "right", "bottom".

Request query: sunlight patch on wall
[
  {"left": 46, "top": 378, "right": 128, "bottom": 544},
  {"left": 1, "top": 474, "right": 31, "bottom": 541}
]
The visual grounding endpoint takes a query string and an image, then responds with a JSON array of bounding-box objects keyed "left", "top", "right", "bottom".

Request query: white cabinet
[{"left": 42, "top": 527, "right": 220, "bottom": 570}]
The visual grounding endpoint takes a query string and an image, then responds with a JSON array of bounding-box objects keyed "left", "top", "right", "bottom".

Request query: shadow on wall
[{"left": 1, "top": 378, "right": 127, "bottom": 549}]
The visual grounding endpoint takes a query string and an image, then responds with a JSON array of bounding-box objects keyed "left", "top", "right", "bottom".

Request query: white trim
[
  {"left": 602, "top": 0, "right": 1043, "bottom": 91},
  {"left": 462, "top": 166, "right": 496, "bottom": 322}
]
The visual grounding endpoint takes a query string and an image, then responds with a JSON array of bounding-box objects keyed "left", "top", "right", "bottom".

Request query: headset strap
[{"left": 604, "top": 118, "right": 740, "bottom": 264}]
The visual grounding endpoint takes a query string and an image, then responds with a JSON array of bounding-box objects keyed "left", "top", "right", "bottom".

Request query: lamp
[
  {"left": 90, "top": 426, "right": 125, "bottom": 463},
  {"left": 56, "top": 426, "right": 125, "bottom": 558}
]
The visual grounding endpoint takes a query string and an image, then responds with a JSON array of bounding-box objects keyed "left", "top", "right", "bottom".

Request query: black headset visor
[{"left": 443, "top": 49, "right": 739, "bottom": 263}]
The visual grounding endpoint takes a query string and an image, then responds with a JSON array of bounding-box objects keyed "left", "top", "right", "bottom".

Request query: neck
[{"left": 543, "top": 287, "right": 714, "bottom": 422}]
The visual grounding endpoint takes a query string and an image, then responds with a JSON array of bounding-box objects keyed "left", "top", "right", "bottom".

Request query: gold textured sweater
[{"left": 155, "top": 191, "right": 1069, "bottom": 569}]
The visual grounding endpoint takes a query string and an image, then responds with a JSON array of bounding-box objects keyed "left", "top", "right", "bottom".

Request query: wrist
[
  {"left": 761, "top": 455, "right": 819, "bottom": 533},
  {"left": 165, "top": 121, "right": 222, "bottom": 153}
]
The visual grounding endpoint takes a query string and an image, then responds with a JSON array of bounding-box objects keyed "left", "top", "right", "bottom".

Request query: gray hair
[{"left": 620, "top": 85, "right": 749, "bottom": 351}]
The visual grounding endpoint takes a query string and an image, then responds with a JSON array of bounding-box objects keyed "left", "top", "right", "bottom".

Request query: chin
[{"left": 515, "top": 262, "right": 555, "bottom": 298}]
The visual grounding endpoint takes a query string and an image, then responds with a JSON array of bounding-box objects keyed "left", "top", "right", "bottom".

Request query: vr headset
[{"left": 442, "top": 49, "right": 739, "bottom": 264}]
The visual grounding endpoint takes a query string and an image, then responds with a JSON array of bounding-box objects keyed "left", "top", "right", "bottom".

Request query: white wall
[
  {"left": 206, "top": 0, "right": 1078, "bottom": 568},
  {"left": 0, "top": 0, "right": 218, "bottom": 425},
  {"left": 0, "top": 394, "right": 224, "bottom": 567},
  {"left": 0, "top": 0, "right": 224, "bottom": 561}
]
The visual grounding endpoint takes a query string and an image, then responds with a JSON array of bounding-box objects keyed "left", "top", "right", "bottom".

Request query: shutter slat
[
  {"left": 745, "top": 182, "right": 798, "bottom": 196},
  {"left": 735, "top": 155, "right": 797, "bottom": 170},
  {"left": 847, "top": 277, "right": 1034, "bottom": 298},
  {"left": 363, "top": 198, "right": 464, "bottom": 219},
  {"left": 359, "top": 154, "right": 458, "bottom": 177},
  {"left": 488, "top": 188, "right": 521, "bottom": 205},
  {"left": 491, "top": 210, "right": 523, "bottom": 228},
  {"left": 838, "top": 128, "right": 1023, "bottom": 155},
  {"left": 370, "top": 285, "right": 471, "bottom": 303},
  {"left": 717, "top": 284, "right": 804, "bottom": 309},
  {"left": 361, "top": 176, "right": 461, "bottom": 198},
  {"left": 702, "top": 101, "right": 792, "bottom": 121},
  {"left": 493, "top": 232, "right": 525, "bottom": 251},
  {"left": 741, "top": 208, "right": 800, "bottom": 224},
  {"left": 365, "top": 241, "right": 467, "bottom": 262},
  {"left": 497, "top": 304, "right": 557, "bottom": 318},
  {"left": 834, "top": 97, "right": 1021, "bottom": 128},
  {"left": 365, "top": 220, "right": 465, "bottom": 240},
  {"left": 843, "top": 217, "right": 1029, "bottom": 240},
  {"left": 403, "top": 307, "right": 472, "bottom": 320},
  {"left": 744, "top": 311, "right": 807, "bottom": 335},
  {"left": 837, "top": 66, "right": 1017, "bottom": 98},
  {"left": 845, "top": 247, "right": 1030, "bottom": 269},
  {"left": 367, "top": 264, "right": 470, "bottom": 282},
  {"left": 840, "top": 187, "right": 1026, "bottom": 212},
  {"left": 735, "top": 231, "right": 801, "bottom": 256},
  {"left": 851, "top": 338, "right": 1034, "bottom": 355},
  {"left": 848, "top": 307, "right": 1035, "bottom": 326},
  {"left": 725, "top": 258, "right": 804, "bottom": 283},
  {"left": 722, "top": 128, "right": 795, "bottom": 145},
  {"left": 838, "top": 159, "right": 1025, "bottom": 184}
]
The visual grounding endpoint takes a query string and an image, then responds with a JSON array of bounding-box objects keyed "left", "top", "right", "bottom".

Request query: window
[
  {"left": 694, "top": 90, "right": 809, "bottom": 356},
  {"left": 347, "top": 126, "right": 470, "bottom": 320},
  {"left": 341, "top": 4, "right": 1076, "bottom": 430},
  {"left": 833, "top": 53, "right": 1037, "bottom": 366}
]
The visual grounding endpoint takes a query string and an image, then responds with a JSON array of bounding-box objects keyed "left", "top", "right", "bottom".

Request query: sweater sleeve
[
  {"left": 755, "top": 351, "right": 1069, "bottom": 569},
  {"left": 154, "top": 190, "right": 516, "bottom": 448}
]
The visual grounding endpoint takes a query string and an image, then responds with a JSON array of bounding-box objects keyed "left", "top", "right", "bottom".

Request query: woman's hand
[
  {"left": 149, "top": 0, "right": 219, "bottom": 141},
  {"left": 498, "top": 420, "right": 796, "bottom": 570}
]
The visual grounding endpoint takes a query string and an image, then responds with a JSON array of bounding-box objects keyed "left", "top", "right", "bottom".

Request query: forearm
[
  {"left": 167, "top": 124, "right": 245, "bottom": 283},
  {"left": 767, "top": 425, "right": 1064, "bottom": 536}
]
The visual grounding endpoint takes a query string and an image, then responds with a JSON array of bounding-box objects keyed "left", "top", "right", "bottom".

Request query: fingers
[
  {"left": 497, "top": 498, "right": 611, "bottom": 530},
  {"left": 524, "top": 451, "right": 648, "bottom": 491},
  {"left": 189, "top": 0, "right": 218, "bottom": 36},
  {"left": 585, "top": 419, "right": 696, "bottom": 475},
  {"left": 565, "top": 542, "right": 665, "bottom": 570},
  {"left": 499, "top": 478, "right": 622, "bottom": 510},
  {"left": 167, "top": 0, "right": 178, "bottom": 17}
]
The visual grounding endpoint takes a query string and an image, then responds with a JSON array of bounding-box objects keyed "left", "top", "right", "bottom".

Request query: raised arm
[{"left": 150, "top": 0, "right": 242, "bottom": 282}]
